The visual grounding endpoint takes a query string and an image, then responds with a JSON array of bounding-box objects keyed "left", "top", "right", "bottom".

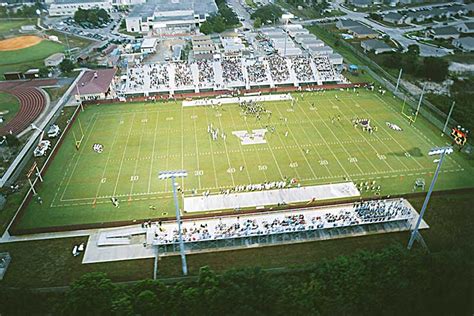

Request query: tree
[
  {"left": 134, "top": 290, "right": 158, "bottom": 315},
  {"left": 213, "top": 16, "right": 226, "bottom": 33},
  {"left": 38, "top": 67, "right": 50, "bottom": 78},
  {"left": 421, "top": 57, "right": 448, "bottom": 82},
  {"left": 251, "top": 4, "right": 283, "bottom": 24},
  {"left": 200, "top": 20, "right": 213, "bottom": 35},
  {"left": 59, "top": 58, "right": 75, "bottom": 73},
  {"left": 97, "top": 8, "right": 110, "bottom": 22},
  {"left": 74, "top": 7, "right": 88, "bottom": 24},
  {"left": 407, "top": 44, "right": 420, "bottom": 56},
  {"left": 88, "top": 11, "right": 99, "bottom": 26},
  {"left": 219, "top": 5, "right": 239, "bottom": 26},
  {"left": 63, "top": 272, "right": 116, "bottom": 315},
  {"left": 253, "top": 17, "right": 262, "bottom": 28}
]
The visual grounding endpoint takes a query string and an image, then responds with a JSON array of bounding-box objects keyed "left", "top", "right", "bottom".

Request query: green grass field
[
  {"left": 0, "top": 92, "right": 20, "bottom": 127},
  {"left": 0, "top": 18, "right": 36, "bottom": 37},
  {"left": 0, "top": 40, "right": 65, "bottom": 79},
  {"left": 16, "top": 89, "right": 474, "bottom": 231}
]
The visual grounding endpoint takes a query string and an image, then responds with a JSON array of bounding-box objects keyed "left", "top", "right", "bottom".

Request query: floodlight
[{"left": 428, "top": 147, "right": 453, "bottom": 156}]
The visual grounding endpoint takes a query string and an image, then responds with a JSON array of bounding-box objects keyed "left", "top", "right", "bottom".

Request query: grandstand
[
  {"left": 81, "top": 198, "right": 424, "bottom": 263},
  {"left": 121, "top": 54, "right": 345, "bottom": 96}
]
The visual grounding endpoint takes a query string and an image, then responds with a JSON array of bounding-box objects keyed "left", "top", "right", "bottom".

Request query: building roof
[
  {"left": 454, "top": 36, "right": 474, "bottom": 48},
  {"left": 45, "top": 53, "right": 65, "bottom": 63},
  {"left": 384, "top": 12, "right": 403, "bottom": 20},
  {"left": 129, "top": 0, "right": 218, "bottom": 18},
  {"left": 141, "top": 38, "right": 157, "bottom": 49},
  {"left": 462, "top": 22, "right": 474, "bottom": 31},
  {"left": 75, "top": 69, "right": 116, "bottom": 95},
  {"left": 361, "top": 39, "right": 391, "bottom": 50},
  {"left": 53, "top": 0, "right": 108, "bottom": 4},
  {"left": 351, "top": 25, "right": 378, "bottom": 36},
  {"left": 431, "top": 26, "right": 459, "bottom": 36},
  {"left": 337, "top": 19, "right": 364, "bottom": 29}
]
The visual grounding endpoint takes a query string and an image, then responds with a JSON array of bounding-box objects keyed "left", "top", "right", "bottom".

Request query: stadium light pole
[
  {"left": 158, "top": 170, "right": 188, "bottom": 275},
  {"left": 394, "top": 68, "right": 402, "bottom": 95},
  {"left": 441, "top": 101, "right": 455, "bottom": 136},
  {"left": 407, "top": 146, "right": 453, "bottom": 250}
]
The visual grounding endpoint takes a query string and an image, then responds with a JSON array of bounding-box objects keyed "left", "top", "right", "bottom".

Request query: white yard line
[
  {"left": 147, "top": 110, "right": 161, "bottom": 193},
  {"left": 92, "top": 114, "right": 125, "bottom": 202},
  {"left": 227, "top": 107, "right": 253, "bottom": 184},
  {"left": 326, "top": 98, "right": 383, "bottom": 174},
  {"left": 192, "top": 108, "right": 202, "bottom": 190},
  {"left": 340, "top": 96, "right": 411, "bottom": 171},
  {"left": 272, "top": 102, "right": 316, "bottom": 179},
  {"left": 112, "top": 113, "right": 136, "bottom": 196},
  {"left": 292, "top": 103, "right": 334, "bottom": 177},
  {"left": 203, "top": 106, "right": 220, "bottom": 188},
  {"left": 60, "top": 114, "right": 100, "bottom": 201},
  {"left": 216, "top": 109, "right": 236, "bottom": 187},
  {"left": 299, "top": 100, "right": 353, "bottom": 178},
  {"left": 128, "top": 115, "right": 147, "bottom": 197}
]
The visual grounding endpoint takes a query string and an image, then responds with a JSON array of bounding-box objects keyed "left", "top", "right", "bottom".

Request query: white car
[
  {"left": 47, "top": 124, "right": 61, "bottom": 138},
  {"left": 33, "top": 146, "right": 47, "bottom": 157}
]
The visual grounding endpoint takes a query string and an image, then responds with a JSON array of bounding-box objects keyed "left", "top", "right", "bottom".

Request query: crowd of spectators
[
  {"left": 147, "top": 63, "right": 170, "bottom": 90},
  {"left": 314, "top": 56, "right": 339, "bottom": 82},
  {"left": 174, "top": 62, "right": 193, "bottom": 88},
  {"left": 246, "top": 58, "right": 269, "bottom": 84},
  {"left": 266, "top": 55, "right": 290, "bottom": 83},
  {"left": 222, "top": 57, "right": 244, "bottom": 84},
  {"left": 197, "top": 60, "right": 214, "bottom": 88},
  {"left": 150, "top": 199, "right": 414, "bottom": 245},
  {"left": 291, "top": 56, "right": 314, "bottom": 82},
  {"left": 123, "top": 54, "right": 342, "bottom": 93}
]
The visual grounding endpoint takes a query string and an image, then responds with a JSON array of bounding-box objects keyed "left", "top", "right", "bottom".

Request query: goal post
[
  {"left": 72, "top": 118, "right": 85, "bottom": 150},
  {"left": 401, "top": 96, "right": 418, "bottom": 124}
]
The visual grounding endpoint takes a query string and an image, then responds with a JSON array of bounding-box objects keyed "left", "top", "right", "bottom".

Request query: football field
[{"left": 16, "top": 89, "right": 474, "bottom": 231}]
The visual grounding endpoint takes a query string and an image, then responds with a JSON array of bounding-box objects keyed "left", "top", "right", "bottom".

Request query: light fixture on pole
[
  {"left": 407, "top": 146, "right": 453, "bottom": 250},
  {"left": 158, "top": 170, "right": 188, "bottom": 275}
]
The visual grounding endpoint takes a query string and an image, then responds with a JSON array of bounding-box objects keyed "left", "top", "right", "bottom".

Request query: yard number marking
[
  {"left": 194, "top": 170, "right": 204, "bottom": 176},
  {"left": 258, "top": 165, "right": 267, "bottom": 171},
  {"left": 348, "top": 157, "right": 358, "bottom": 163},
  {"left": 289, "top": 162, "right": 298, "bottom": 168},
  {"left": 130, "top": 175, "right": 139, "bottom": 182}
]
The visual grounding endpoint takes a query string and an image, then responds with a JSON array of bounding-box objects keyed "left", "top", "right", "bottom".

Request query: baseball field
[
  {"left": 15, "top": 89, "right": 474, "bottom": 231},
  {"left": 0, "top": 36, "right": 65, "bottom": 79}
]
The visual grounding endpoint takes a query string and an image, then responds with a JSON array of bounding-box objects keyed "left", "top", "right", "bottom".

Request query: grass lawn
[
  {"left": 45, "top": 30, "right": 94, "bottom": 51},
  {"left": 0, "top": 189, "right": 472, "bottom": 288},
  {"left": 0, "top": 92, "right": 20, "bottom": 127},
  {"left": 245, "top": 0, "right": 257, "bottom": 9},
  {"left": 0, "top": 39, "right": 65, "bottom": 79},
  {"left": 0, "top": 18, "right": 36, "bottom": 37},
  {"left": 14, "top": 89, "right": 474, "bottom": 232}
]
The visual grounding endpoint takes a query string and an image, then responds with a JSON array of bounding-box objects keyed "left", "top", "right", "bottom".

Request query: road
[{"left": 228, "top": 0, "right": 253, "bottom": 29}]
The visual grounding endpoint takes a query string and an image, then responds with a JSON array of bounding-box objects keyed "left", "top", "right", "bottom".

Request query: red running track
[{"left": 0, "top": 88, "right": 46, "bottom": 135}]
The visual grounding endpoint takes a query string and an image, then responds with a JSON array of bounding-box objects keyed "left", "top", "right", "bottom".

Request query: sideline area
[{"left": 183, "top": 182, "right": 360, "bottom": 213}]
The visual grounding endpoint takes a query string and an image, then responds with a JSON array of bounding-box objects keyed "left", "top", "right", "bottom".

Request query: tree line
[
  {"left": 73, "top": 8, "right": 110, "bottom": 28},
  {"left": 0, "top": 244, "right": 471, "bottom": 315},
  {"left": 200, "top": 0, "right": 239, "bottom": 35}
]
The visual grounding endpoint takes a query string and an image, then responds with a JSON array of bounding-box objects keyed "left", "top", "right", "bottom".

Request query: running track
[{"left": 0, "top": 79, "right": 57, "bottom": 136}]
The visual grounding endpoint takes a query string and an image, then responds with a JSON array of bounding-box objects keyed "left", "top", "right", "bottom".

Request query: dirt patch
[{"left": 0, "top": 35, "right": 42, "bottom": 51}]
